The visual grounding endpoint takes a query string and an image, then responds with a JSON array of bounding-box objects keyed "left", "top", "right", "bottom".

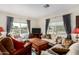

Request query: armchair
[{"left": 0, "top": 37, "right": 32, "bottom": 55}]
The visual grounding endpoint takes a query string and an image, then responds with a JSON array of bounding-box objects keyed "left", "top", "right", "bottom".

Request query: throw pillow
[
  {"left": 52, "top": 48, "right": 69, "bottom": 55},
  {"left": 62, "top": 39, "right": 73, "bottom": 48}
]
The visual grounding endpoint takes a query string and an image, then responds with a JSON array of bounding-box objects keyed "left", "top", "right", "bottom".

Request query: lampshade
[
  {"left": 0, "top": 27, "right": 4, "bottom": 32},
  {"left": 72, "top": 28, "right": 79, "bottom": 34}
]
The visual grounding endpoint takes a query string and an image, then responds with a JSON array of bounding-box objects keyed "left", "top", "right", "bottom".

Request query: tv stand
[{"left": 29, "top": 33, "right": 42, "bottom": 39}]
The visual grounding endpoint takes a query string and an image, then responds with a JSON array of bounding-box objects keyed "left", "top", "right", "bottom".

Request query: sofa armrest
[
  {"left": 24, "top": 42, "right": 32, "bottom": 55},
  {"left": 24, "top": 42, "right": 32, "bottom": 47},
  {"left": 12, "top": 47, "right": 27, "bottom": 55},
  {"left": 12, "top": 42, "right": 32, "bottom": 55}
]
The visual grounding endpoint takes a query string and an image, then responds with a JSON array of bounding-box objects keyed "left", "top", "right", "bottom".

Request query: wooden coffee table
[{"left": 29, "top": 38, "right": 48, "bottom": 55}]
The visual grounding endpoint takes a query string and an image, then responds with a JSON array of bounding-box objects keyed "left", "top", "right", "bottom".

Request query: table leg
[{"left": 36, "top": 50, "right": 41, "bottom": 55}]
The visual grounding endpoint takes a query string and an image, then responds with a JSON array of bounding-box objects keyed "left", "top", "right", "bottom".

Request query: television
[{"left": 32, "top": 28, "right": 41, "bottom": 34}]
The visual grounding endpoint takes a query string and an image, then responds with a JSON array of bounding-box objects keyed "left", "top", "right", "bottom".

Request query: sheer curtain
[{"left": 47, "top": 16, "right": 66, "bottom": 38}]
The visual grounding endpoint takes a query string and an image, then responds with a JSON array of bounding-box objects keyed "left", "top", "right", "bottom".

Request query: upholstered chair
[{"left": 0, "top": 37, "right": 32, "bottom": 55}]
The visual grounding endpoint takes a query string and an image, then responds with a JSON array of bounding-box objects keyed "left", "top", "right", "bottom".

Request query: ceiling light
[{"left": 43, "top": 4, "right": 50, "bottom": 8}]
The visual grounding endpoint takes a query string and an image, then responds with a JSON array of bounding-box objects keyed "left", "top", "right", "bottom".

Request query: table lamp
[
  {"left": 72, "top": 28, "right": 79, "bottom": 41},
  {"left": 0, "top": 27, "right": 4, "bottom": 37},
  {"left": 0, "top": 27, "right": 4, "bottom": 32}
]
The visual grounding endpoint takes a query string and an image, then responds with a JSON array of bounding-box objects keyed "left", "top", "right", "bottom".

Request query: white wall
[
  {"left": 31, "top": 19, "right": 40, "bottom": 28},
  {"left": 39, "top": 19, "right": 45, "bottom": 34},
  {"left": 0, "top": 14, "right": 7, "bottom": 31}
]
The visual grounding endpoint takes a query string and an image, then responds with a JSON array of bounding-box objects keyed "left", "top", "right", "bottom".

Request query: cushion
[
  {"left": 52, "top": 48, "right": 69, "bottom": 55},
  {"left": 41, "top": 51, "right": 52, "bottom": 55},
  {"left": 62, "top": 39, "right": 73, "bottom": 48},
  {"left": 0, "top": 42, "right": 9, "bottom": 55},
  {"left": 1, "top": 37, "right": 15, "bottom": 53},
  {"left": 56, "top": 36, "right": 62, "bottom": 44},
  {"left": 66, "top": 43, "right": 79, "bottom": 55},
  {"left": 12, "top": 38, "right": 24, "bottom": 50},
  {"left": 53, "top": 44, "right": 64, "bottom": 48},
  {"left": 41, "top": 49, "right": 58, "bottom": 55},
  {"left": 48, "top": 49, "right": 58, "bottom": 55}
]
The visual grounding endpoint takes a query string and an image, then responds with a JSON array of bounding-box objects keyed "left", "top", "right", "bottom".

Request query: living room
[{"left": 0, "top": 4, "right": 79, "bottom": 55}]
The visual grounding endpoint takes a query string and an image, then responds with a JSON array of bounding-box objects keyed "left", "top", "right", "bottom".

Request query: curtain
[
  {"left": 6, "top": 16, "right": 14, "bottom": 35},
  {"left": 27, "top": 20, "right": 31, "bottom": 34},
  {"left": 45, "top": 18, "right": 50, "bottom": 34},
  {"left": 63, "top": 14, "right": 72, "bottom": 39},
  {"left": 76, "top": 16, "right": 79, "bottom": 28}
]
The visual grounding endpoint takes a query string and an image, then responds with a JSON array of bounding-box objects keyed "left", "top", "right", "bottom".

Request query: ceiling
[{"left": 0, "top": 4, "right": 79, "bottom": 19}]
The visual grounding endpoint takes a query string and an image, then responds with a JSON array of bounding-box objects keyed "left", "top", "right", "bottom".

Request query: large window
[
  {"left": 47, "top": 17, "right": 66, "bottom": 37},
  {"left": 11, "top": 22, "right": 29, "bottom": 41}
]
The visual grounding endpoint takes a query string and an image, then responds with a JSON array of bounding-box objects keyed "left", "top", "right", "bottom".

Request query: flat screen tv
[{"left": 32, "top": 28, "right": 41, "bottom": 34}]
